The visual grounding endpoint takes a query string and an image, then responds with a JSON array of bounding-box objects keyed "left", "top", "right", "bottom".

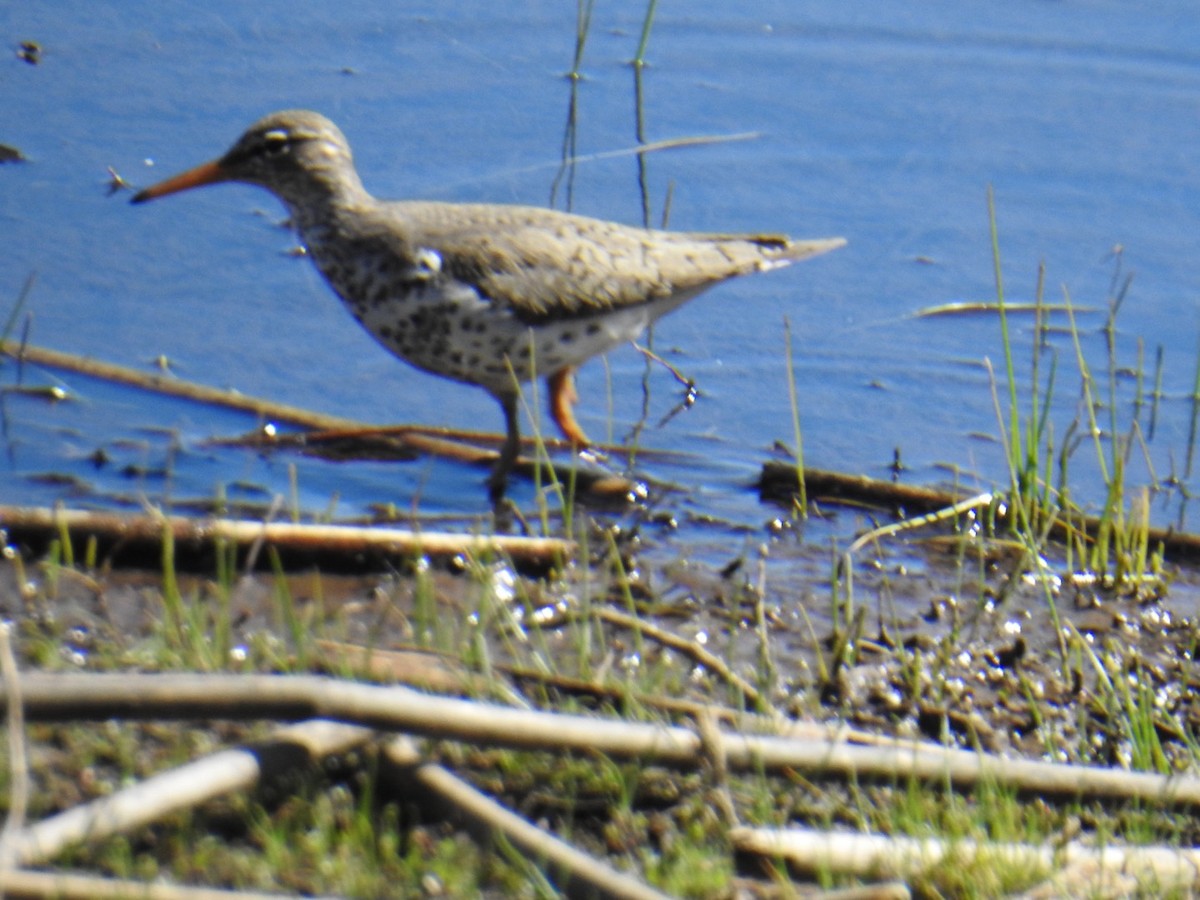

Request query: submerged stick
[
  {"left": 224, "top": 427, "right": 641, "bottom": 500},
  {"left": 913, "top": 300, "right": 1092, "bottom": 317},
  {"left": 1, "top": 339, "right": 640, "bottom": 501}
]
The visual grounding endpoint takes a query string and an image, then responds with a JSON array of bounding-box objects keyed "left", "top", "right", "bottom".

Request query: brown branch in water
[
  {"left": 11, "top": 672, "right": 1200, "bottom": 808},
  {"left": 760, "top": 463, "right": 972, "bottom": 516},
  {"left": 1, "top": 339, "right": 640, "bottom": 501},
  {"left": 0, "top": 338, "right": 358, "bottom": 431},
  {"left": 219, "top": 426, "right": 641, "bottom": 502},
  {"left": 760, "top": 461, "right": 1200, "bottom": 565},
  {"left": 0, "top": 506, "right": 571, "bottom": 573}
]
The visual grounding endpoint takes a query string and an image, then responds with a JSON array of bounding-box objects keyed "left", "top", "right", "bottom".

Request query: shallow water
[{"left": 4, "top": 2, "right": 1200, "bottom": 582}]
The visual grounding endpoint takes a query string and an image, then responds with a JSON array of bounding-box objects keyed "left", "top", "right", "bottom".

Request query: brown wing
[{"left": 391, "top": 201, "right": 843, "bottom": 321}]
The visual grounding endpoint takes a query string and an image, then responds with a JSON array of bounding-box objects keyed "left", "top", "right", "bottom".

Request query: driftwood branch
[
  {"left": 10, "top": 672, "right": 1200, "bottom": 808},
  {"left": 731, "top": 826, "right": 1200, "bottom": 896},
  {"left": 0, "top": 339, "right": 358, "bottom": 431},
  {"left": 0, "top": 505, "right": 570, "bottom": 573},
  {"left": 11, "top": 682, "right": 668, "bottom": 900}
]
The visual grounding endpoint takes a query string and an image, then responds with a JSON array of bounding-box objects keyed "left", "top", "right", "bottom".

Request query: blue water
[{"left": 4, "top": 1, "right": 1200, "bottom": 549}]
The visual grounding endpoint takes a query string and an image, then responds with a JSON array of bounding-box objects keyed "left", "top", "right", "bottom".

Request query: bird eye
[{"left": 261, "top": 130, "right": 290, "bottom": 156}]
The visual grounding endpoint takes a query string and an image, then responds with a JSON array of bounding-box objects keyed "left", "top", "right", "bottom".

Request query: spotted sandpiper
[{"left": 132, "top": 110, "right": 844, "bottom": 500}]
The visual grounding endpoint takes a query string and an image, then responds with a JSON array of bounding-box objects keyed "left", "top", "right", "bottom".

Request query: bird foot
[{"left": 487, "top": 466, "right": 511, "bottom": 505}]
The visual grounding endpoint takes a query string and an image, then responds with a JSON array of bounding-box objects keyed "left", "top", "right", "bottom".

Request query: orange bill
[{"left": 131, "top": 159, "right": 228, "bottom": 204}]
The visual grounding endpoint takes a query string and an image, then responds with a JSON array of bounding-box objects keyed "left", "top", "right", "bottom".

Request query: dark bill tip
[{"left": 128, "top": 159, "right": 227, "bottom": 205}]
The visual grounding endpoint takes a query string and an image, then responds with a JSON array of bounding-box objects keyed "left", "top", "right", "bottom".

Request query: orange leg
[{"left": 548, "top": 367, "right": 590, "bottom": 448}]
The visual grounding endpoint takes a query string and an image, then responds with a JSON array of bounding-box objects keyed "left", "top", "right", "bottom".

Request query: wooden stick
[
  {"left": 0, "top": 624, "right": 29, "bottom": 870},
  {"left": 496, "top": 663, "right": 744, "bottom": 719},
  {"left": 0, "top": 505, "right": 571, "bottom": 573},
  {"left": 10, "top": 673, "right": 1200, "bottom": 808},
  {"left": 383, "top": 736, "right": 672, "bottom": 900},
  {"left": 0, "top": 338, "right": 357, "bottom": 432},
  {"left": 14, "top": 718, "right": 371, "bottom": 868}
]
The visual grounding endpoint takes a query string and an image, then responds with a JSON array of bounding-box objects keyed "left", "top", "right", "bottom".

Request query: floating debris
[
  {"left": 0, "top": 384, "right": 69, "bottom": 402},
  {"left": 148, "top": 353, "right": 174, "bottom": 372},
  {"left": 26, "top": 471, "right": 89, "bottom": 490},
  {"left": 914, "top": 300, "right": 1094, "bottom": 318},
  {"left": 105, "top": 166, "right": 131, "bottom": 196},
  {"left": 16, "top": 40, "right": 41, "bottom": 65}
]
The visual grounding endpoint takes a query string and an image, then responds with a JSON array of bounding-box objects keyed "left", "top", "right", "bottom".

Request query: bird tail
[
  {"left": 755, "top": 235, "right": 847, "bottom": 268},
  {"left": 690, "top": 233, "right": 846, "bottom": 271}
]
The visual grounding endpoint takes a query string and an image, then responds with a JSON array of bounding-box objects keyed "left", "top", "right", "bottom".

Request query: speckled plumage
[{"left": 132, "top": 109, "right": 845, "bottom": 499}]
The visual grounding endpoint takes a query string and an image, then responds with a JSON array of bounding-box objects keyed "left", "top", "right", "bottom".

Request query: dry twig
[
  {"left": 383, "top": 736, "right": 671, "bottom": 900},
  {"left": 593, "top": 607, "right": 769, "bottom": 713},
  {"left": 15, "top": 719, "right": 371, "bottom": 867},
  {"left": 0, "top": 869, "right": 335, "bottom": 900}
]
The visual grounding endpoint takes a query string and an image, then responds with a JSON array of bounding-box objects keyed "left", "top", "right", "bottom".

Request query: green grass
[
  {"left": 987, "top": 188, "right": 1165, "bottom": 594},
  {"left": 980, "top": 193, "right": 1192, "bottom": 776},
  {"left": 7, "top": 497, "right": 1200, "bottom": 898}
]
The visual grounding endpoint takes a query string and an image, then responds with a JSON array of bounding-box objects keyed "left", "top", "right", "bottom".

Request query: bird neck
[{"left": 281, "top": 174, "right": 373, "bottom": 237}]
